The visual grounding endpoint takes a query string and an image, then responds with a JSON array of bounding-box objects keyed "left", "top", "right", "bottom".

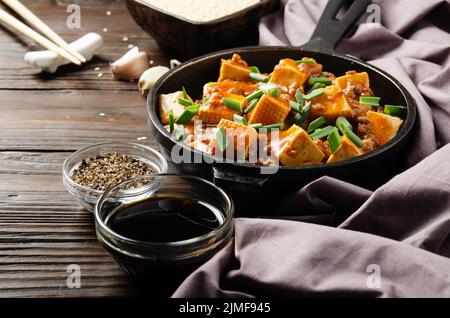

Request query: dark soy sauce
[{"left": 106, "top": 195, "right": 225, "bottom": 242}]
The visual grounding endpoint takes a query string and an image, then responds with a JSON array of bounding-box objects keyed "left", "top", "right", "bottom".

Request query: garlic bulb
[
  {"left": 110, "top": 47, "right": 150, "bottom": 81},
  {"left": 138, "top": 66, "right": 170, "bottom": 96}
]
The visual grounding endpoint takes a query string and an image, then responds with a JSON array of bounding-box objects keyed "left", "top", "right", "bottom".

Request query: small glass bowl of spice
[{"left": 62, "top": 142, "right": 168, "bottom": 212}]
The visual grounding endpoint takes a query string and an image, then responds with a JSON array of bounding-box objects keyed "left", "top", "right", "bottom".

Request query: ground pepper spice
[{"left": 70, "top": 152, "right": 155, "bottom": 191}]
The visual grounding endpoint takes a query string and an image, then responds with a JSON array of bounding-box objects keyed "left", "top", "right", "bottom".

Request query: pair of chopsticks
[{"left": 0, "top": 0, "right": 85, "bottom": 65}]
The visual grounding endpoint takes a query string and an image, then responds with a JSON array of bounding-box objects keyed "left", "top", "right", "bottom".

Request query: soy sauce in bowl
[
  {"left": 95, "top": 174, "right": 234, "bottom": 296},
  {"left": 105, "top": 196, "right": 225, "bottom": 243}
]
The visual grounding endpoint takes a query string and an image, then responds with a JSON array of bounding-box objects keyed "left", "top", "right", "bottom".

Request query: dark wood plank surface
[
  {"left": 0, "top": 90, "right": 154, "bottom": 150},
  {"left": 0, "top": 0, "right": 172, "bottom": 297}
]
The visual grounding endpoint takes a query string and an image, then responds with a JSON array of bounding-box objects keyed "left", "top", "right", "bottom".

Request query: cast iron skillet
[{"left": 147, "top": 0, "right": 417, "bottom": 216}]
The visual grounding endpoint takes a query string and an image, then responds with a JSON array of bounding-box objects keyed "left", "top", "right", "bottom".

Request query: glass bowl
[
  {"left": 94, "top": 174, "right": 234, "bottom": 295},
  {"left": 62, "top": 142, "right": 168, "bottom": 213}
]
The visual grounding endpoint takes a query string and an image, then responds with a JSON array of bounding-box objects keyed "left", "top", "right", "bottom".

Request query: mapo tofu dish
[{"left": 159, "top": 54, "right": 406, "bottom": 166}]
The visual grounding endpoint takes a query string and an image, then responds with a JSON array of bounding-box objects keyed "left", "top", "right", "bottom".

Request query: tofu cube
[
  {"left": 275, "top": 124, "right": 325, "bottom": 166},
  {"left": 159, "top": 91, "right": 185, "bottom": 124},
  {"left": 335, "top": 71, "right": 370, "bottom": 93},
  {"left": 310, "top": 85, "right": 352, "bottom": 120},
  {"left": 270, "top": 59, "right": 309, "bottom": 92},
  {"left": 218, "top": 54, "right": 251, "bottom": 82},
  {"left": 203, "top": 81, "right": 257, "bottom": 98},
  {"left": 198, "top": 92, "right": 245, "bottom": 124},
  {"left": 198, "top": 104, "right": 235, "bottom": 124},
  {"left": 215, "top": 119, "right": 258, "bottom": 159},
  {"left": 367, "top": 111, "right": 403, "bottom": 146},
  {"left": 247, "top": 94, "right": 290, "bottom": 125},
  {"left": 327, "top": 135, "right": 363, "bottom": 163}
]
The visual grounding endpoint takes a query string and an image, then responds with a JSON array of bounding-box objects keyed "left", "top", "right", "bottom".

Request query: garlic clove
[
  {"left": 170, "top": 59, "right": 182, "bottom": 69},
  {"left": 138, "top": 66, "right": 170, "bottom": 97},
  {"left": 110, "top": 46, "right": 150, "bottom": 81}
]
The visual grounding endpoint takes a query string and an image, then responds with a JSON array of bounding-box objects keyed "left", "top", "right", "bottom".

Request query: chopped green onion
[
  {"left": 216, "top": 127, "right": 228, "bottom": 152},
  {"left": 328, "top": 127, "right": 341, "bottom": 153},
  {"left": 264, "top": 123, "right": 283, "bottom": 129},
  {"left": 336, "top": 116, "right": 353, "bottom": 135},
  {"left": 360, "top": 96, "right": 381, "bottom": 106},
  {"left": 307, "top": 116, "right": 327, "bottom": 133},
  {"left": 178, "top": 97, "right": 193, "bottom": 106},
  {"left": 202, "top": 97, "right": 210, "bottom": 104},
  {"left": 335, "top": 116, "right": 364, "bottom": 148},
  {"left": 293, "top": 101, "right": 311, "bottom": 125},
  {"left": 168, "top": 109, "right": 174, "bottom": 133},
  {"left": 233, "top": 114, "right": 248, "bottom": 125},
  {"left": 246, "top": 90, "right": 263, "bottom": 102},
  {"left": 309, "top": 126, "right": 335, "bottom": 140},
  {"left": 223, "top": 97, "right": 244, "bottom": 112},
  {"left": 244, "top": 98, "right": 258, "bottom": 114},
  {"left": 182, "top": 86, "right": 192, "bottom": 101},
  {"left": 249, "top": 123, "right": 263, "bottom": 129},
  {"left": 295, "top": 58, "right": 315, "bottom": 64},
  {"left": 249, "top": 66, "right": 260, "bottom": 73},
  {"left": 289, "top": 100, "right": 302, "bottom": 113},
  {"left": 173, "top": 125, "right": 186, "bottom": 141},
  {"left": 384, "top": 105, "right": 406, "bottom": 116},
  {"left": 257, "top": 123, "right": 283, "bottom": 132},
  {"left": 249, "top": 72, "right": 270, "bottom": 83},
  {"left": 175, "top": 104, "right": 200, "bottom": 124},
  {"left": 258, "top": 82, "right": 281, "bottom": 97},
  {"left": 345, "top": 128, "right": 364, "bottom": 148},
  {"left": 308, "top": 77, "right": 332, "bottom": 86},
  {"left": 304, "top": 88, "right": 325, "bottom": 100},
  {"left": 290, "top": 88, "right": 304, "bottom": 112},
  {"left": 295, "top": 88, "right": 303, "bottom": 104},
  {"left": 307, "top": 82, "right": 325, "bottom": 94}
]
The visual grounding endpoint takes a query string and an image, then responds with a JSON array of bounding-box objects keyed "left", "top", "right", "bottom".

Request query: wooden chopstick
[
  {"left": 2, "top": 0, "right": 86, "bottom": 63},
  {"left": 0, "top": 8, "right": 81, "bottom": 65}
]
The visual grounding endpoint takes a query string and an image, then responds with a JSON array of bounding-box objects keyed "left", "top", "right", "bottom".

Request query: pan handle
[{"left": 301, "top": 0, "right": 372, "bottom": 51}]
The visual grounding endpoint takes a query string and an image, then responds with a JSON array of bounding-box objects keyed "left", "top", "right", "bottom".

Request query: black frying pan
[{"left": 147, "top": 0, "right": 417, "bottom": 217}]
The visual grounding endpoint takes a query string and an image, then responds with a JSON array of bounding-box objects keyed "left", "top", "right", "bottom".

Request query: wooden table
[{"left": 0, "top": 0, "right": 174, "bottom": 297}]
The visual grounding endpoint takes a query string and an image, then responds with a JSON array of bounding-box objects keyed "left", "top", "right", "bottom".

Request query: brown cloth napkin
[{"left": 173, "top": 0, "right": 450, "bottom": 297}]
